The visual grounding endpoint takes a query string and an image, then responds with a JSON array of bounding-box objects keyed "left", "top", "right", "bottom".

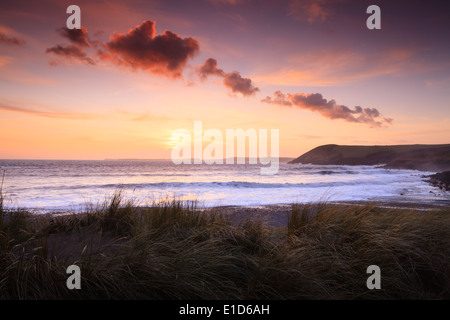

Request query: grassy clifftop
[{"left": 288, "top": 144, "right": 450, "bottom": 172}]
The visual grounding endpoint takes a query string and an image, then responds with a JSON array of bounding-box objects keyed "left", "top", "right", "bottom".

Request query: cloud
[
  {"left": 223, "top": 71, "right": 259, "bottom": 96},
  {"left": 58, "top": 27, "right": 91, "bottom": 47},
  {"left": 288, "top": 0, "right": 346, "bottom": 23},
  {"left": 45, "top": 21, "right": 257, "bottom": 97},
  {"left": 198, "top": 58, "right": 259, "bottom": 96},
  {"left": 198, "top": 58, "right": 226, "bottom": 79},
  {"left": 261, "top": 90, "right": 291, "bottom": 106},
  {"left": 0, "top": 32, "right": 25, "bottom": 46},
  {"left": 47, "top": 21, "right": 200, "bottom": 78},
  {"left": 262, "top": 90, "right": 392, "bottom": 127},
  {"left": 46, "top": 44, "right": 96, "bottom": 65},
  {"left": 98, "top": 20, "right": 200, "bottom": 78},
  {"left": 0, "top": 103, "right": 99, "bottom": 120},
  {"left": 46, "top": 26, "right": 95, "bottom": 65}
]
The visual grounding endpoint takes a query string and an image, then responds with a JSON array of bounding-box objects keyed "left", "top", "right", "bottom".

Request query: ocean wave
[{"left": 8, "top": 179, "right": 398, "bottom": 193}]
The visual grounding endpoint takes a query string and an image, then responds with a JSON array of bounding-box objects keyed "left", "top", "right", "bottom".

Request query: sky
[{"left": 0, "top": 0, "right": 449, "bottom": 160}]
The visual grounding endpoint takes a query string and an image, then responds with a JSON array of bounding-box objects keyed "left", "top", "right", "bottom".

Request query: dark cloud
[
  {"left": 46, "top": 44, "right": 95, "bottom": 65},
  {"left": 99, "top": 20, "right": 199, "bottom": 78},
  {"left": 0, "top": 32, "right": 25, "bottom": 46},
  {"left": 47, "top": 21, "right": 200, "bottom": 79},
  {"left": 223, "top": 71, "right": 259, "bottom": 96},
  {"left": 198, "top": 58, "right": 225, "bottom": 79},
  {"left": 45, "top": 21, "right": 257, "bottom": 97},
  {"left": 198, "top": 58, "right": 259, "bottom": 96},
  {"left": 262, "top": 91, "right": 392, "bottom": 127},
  {"left": 58, "top": 27, "right": 90, "bottom": 47},
  {"left": 46, "top": 26, "right": 94, "bottom": 65}
]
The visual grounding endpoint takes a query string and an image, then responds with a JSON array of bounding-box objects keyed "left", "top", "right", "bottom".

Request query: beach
[{"left": 211, "top": 198, "right": 450, "bottom": 227}]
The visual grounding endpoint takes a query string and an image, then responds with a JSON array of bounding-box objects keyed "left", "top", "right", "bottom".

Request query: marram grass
[{"left": 0, "top": 190, "right": 449, "bottom": 299}]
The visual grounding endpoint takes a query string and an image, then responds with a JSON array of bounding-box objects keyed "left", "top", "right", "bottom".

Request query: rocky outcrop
[{"left": 427, "top": 171, "right": 450, "bottom": 191}]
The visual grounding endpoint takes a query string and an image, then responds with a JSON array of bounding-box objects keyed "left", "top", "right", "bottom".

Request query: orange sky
[{"left": 0, "top": 0, "right": 449, "bottom": 160}]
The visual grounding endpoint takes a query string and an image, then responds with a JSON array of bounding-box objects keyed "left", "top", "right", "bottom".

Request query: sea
[{"left": 0, "top": 159, "right": 449, "bottom": 213}]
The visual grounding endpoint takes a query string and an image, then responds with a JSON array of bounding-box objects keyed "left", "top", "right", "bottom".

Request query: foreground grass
[{"left": 0, "top": 191, "right": 449, "bottom": 299}]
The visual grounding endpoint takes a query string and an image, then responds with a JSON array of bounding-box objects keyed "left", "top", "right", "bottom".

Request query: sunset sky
[{"left": 0, "top": 0, "right": 449, "bottom": 160}]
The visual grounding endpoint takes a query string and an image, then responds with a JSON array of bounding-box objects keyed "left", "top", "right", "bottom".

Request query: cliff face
[{"left": 288, "top": 144, "right": 450, "bottom": 172}]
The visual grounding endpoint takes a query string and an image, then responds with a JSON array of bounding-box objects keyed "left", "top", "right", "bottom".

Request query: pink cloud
[
  {"left": 262, "top": 90, "right": 393, "bottom": 127},
  {"left": 98, "top": 21, "right": 200, "bottom": 79},
  {"left": 198, "top": 58, "right": 259, "bottom": 96}
]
